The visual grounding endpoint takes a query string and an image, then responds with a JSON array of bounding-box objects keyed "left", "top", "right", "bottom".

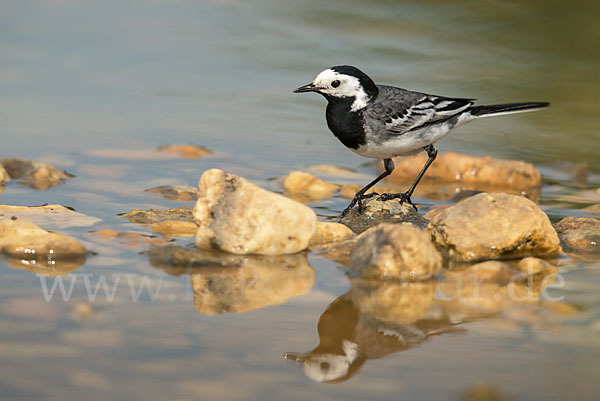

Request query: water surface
[{"left": 1, "top": 1, "right": 599, "bottom": 400}]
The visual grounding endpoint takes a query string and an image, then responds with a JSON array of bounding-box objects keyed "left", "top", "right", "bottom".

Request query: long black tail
[{"left": 470, "top": 102, "right": 550, "bottom": 117}]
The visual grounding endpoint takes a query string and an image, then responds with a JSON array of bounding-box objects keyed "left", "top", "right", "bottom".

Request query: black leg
[
  {"left": 377, "top": 145, "right": 438, "bottom": 208},
  {"left": 340, "top": 158, "right": 395, "bottom": 217}
]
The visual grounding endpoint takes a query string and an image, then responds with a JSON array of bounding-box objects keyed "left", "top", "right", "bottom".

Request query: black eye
[{"left": 331, "top": 80, "right": 341, "bottom": 88}]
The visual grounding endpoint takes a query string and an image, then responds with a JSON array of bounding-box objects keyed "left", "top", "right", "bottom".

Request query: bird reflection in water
[{"left": 285, "top": 263, "right": 561, "bottom": 383}]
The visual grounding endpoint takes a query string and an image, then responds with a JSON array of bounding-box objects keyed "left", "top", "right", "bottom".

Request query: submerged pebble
[
  {"left": 553, "top": 216, "right": 600, "bottom": 253},
  {"left": 282, "top": 171, "right": 339, "bottom": 201},
  {"left": 155, "top": 144, "right": 212, "bottom": 159},
  {"left": 384, "top": 151, "right": 541, "bottom": 196},
  {"left": 347, "top": 223, "right": 442, "bottom": 280},
  {"left": 0, "top": 158, "right": 73, "bottom": 190},
  {"left": 194, "top": 169, "right": 317, "bottom": 255},
  {"left": 428, "top": 192, "right": 562, "bottom": 262}
]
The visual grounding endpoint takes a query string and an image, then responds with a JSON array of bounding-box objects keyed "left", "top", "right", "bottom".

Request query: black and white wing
[{"left": 364, "top": 85, "right": 475, "bottom": 134}]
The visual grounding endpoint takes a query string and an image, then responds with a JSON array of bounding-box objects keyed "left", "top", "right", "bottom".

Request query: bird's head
[{"left": 294, "top": 65, "right": 379, "bottom": 111}]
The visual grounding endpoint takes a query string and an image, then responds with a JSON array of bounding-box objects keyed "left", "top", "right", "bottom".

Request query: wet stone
[
  {"left": 121, "top": 206, "right": 193, "bottom": 224},
  {"left": 553, "top": 216, "right": 600, "bottom": 253},
  {"left": 308, "top": 221, "right": 354, "bottom": 248},
  {"left": 282, "top": 171, "right": 339, "bottom": 201},
  {"left": 384, "top": 151, "right": 542, "bottom": 195},
  {"left": 428, "top": 192, "right": 562, "bottom": 262},
  {"left": 0, "top": 158, "right": 73, "bottom": 190},
  {"left": 0, "top": 219, "right": 87, "bottom": 275},
  {"left": 347, "top": 223, "right": 442, "bottom": 280},
  {"left": 194, "top": 169, "right": 317, "bottom": 255},
  {"left": 339, "top": 197, "right": 429, "bottom": 234},
  {"left": 156, "top": 144, "right": 212, "bottom": 159},
  {"left": 145, "top": 185, "right": 198, "bottom": 201}
]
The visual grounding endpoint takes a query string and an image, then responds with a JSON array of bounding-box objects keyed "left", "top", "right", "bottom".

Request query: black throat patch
[{"left": 325, "top": 96, "right": 367, "bottom": 150}]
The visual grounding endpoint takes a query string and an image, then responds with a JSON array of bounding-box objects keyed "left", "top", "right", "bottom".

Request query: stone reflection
[
  {"left": 286, "top": 262, "right": 565, "bottom": 383},
  {"left": 6, "top": 255, "right": 86, "bottom": 276},
  {"left": 149, "top": 244, "right": 315, "bottom": 314}
]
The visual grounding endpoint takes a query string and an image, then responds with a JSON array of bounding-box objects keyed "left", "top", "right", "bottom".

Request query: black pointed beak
[{"left": 293, "top": 83, "right": 318, "bottom": 93}]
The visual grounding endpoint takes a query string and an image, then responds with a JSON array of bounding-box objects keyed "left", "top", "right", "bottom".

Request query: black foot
[
  {"left": 340, "top": 192, "right": 379, "bottom": 218},
  {"left": 376, "top": 192, "right": 418, "bottom": 211}
]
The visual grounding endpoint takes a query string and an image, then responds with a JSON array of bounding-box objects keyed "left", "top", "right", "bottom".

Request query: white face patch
[{"left": 312, "top": 69, "right": 370, "bottom": 112}]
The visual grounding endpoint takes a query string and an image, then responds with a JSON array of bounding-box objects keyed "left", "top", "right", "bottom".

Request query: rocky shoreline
[{"left": 0, "top": 150, "right": 598, "bottom": 314}]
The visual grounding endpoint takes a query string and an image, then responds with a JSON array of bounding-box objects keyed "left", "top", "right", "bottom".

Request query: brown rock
[
  {"left": 339, "top": 197, "right": 429, "bottom": 234},
  {"left": 150, "top": 220, "right": 198, "bottom": 237},
  {"left": 282, "top": 171, "right": 339, "bottom": 201},
  {"left": 194, "top": 169, "right": 317, "bottom": 255},
  {"left": 156, "top": 144, "right": 212, "bottom": 159},
  {"left": 428, "top": 192, "right": 561, "bottom": 262},
  {"left": 553, "top": 216, "right": 600, "bottom": 253},
  {"left": 0, "top": 158, "right": 73, "bottom": 190},
  {"left": 120, "top": 206, "right": 193, "bottom": 224},
  {"left": 145, "top": 185, "right": 197, "bottom": 201},
  {"left": 347, "top": 223, "right": 442, "bottom": 280},
  {"left": 383, "top": 151, "right": 541, "bottom": 195},
  {"left": 308, "top": 222, "right": 354, "bottom": 248},
  {"left": 0, "top": 219, "right": 86, "bottom": 275}
]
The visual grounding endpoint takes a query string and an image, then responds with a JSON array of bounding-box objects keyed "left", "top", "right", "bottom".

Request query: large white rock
[{"left": 194, "top": 169, "right": 317, "bottom": 255}]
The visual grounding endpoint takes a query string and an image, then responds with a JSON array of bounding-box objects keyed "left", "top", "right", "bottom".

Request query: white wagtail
[{"left": 294, "top": 65, "right": 549, "bottom": 216}]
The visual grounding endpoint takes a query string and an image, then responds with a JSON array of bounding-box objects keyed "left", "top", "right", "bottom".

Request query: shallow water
[{"left": 1, "top": 1, "right": 599, "bottom": 400}]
